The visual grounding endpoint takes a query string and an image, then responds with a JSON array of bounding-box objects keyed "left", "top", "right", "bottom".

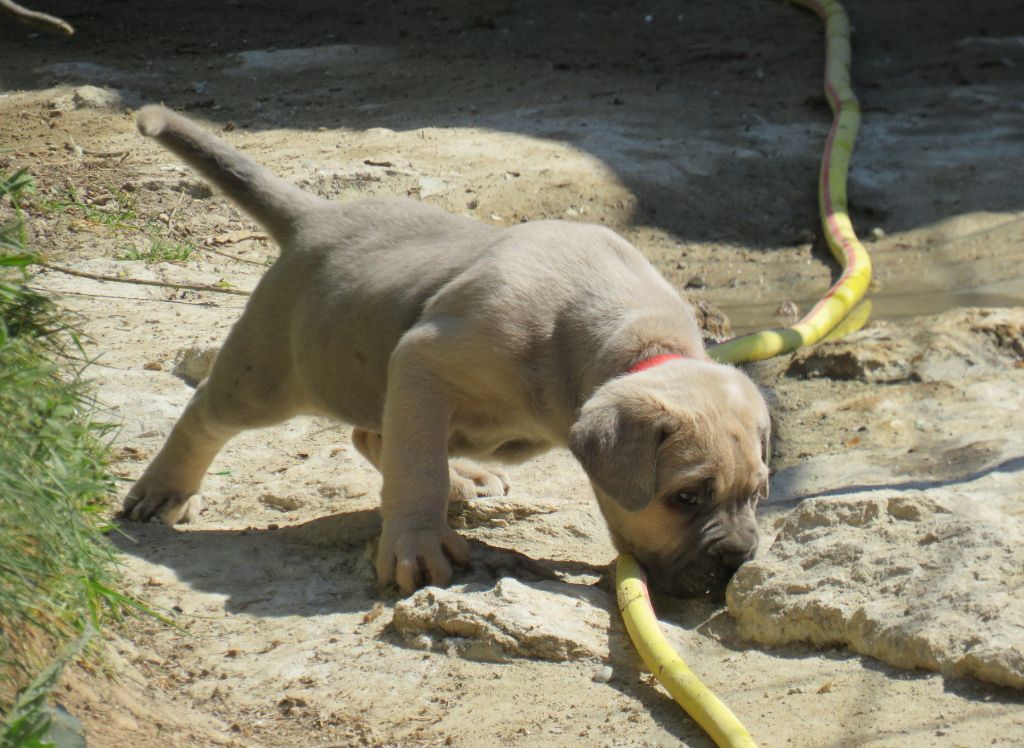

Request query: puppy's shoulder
[
  {"left": 501, "top": 219, "right": 623, "bottom": 243},
  {"left": 492, "top": 219, "right": 651, "bottom": 273}
]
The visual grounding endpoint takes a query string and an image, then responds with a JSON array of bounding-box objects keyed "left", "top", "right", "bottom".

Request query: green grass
[
  {"left": 35, "top": 186, "right": 137, "bottom": 230},
  {"left": 34, "top": 183, "right": 199, "bottom": 266},
  {"left": 116, "top": 234, "right": 194, "bottom": 263},
  {"left": 1, "top": 170, "right": 35, "bottom": 252},
  {"left": 1, "top": 168, "right": 135, "bottom": 747}
]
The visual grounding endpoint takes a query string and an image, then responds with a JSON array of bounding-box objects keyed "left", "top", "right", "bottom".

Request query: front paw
[{"left": 376, "top": 519, "right": 470, "bottom": 596}]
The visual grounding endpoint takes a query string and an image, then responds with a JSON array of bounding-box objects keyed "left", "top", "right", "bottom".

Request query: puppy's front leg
[{"left": 376, "top": 344, "right": 468, "bottom": 595}]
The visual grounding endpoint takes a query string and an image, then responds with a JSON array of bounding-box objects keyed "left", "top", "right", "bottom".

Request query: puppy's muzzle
[
  {"left": 707, "top": 529, "right": 759, "bottom": 574},
  {"left": 647, "top": 525, "right": 759, "bottom": 601}
]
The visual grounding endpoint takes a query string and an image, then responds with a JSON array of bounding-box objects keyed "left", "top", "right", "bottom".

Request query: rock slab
[
  {"left": 391, "top": 577, "right": 612, "bottom": 662},
  {"left": 728, "top": 491, "right": 1024, "bottom": 689},
  {"left": 787, "top": 307, "right": 1024, "bottom": 382},
  {"left": 172, "top": 345, "right": 218, "bottom": 385}
]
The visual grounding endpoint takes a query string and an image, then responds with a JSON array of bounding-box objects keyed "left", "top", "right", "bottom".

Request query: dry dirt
[{"left": 2, "top": 1, "right": 1024, "bottom": 746}]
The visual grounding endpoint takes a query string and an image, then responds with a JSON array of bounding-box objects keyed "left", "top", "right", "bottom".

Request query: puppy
[{"left": 125, "top": 106, "right": 771, "bottom": 599}]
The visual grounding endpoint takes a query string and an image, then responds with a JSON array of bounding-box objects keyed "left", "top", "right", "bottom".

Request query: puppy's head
[{"left": 569, "top": 359, "right": 770, "bottom": 600}]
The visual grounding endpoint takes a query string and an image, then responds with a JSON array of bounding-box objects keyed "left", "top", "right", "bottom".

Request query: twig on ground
[
  {"left": 37, "top": 287, "right": 245, "bottom": 309},
  {"left": 0, "top": 0, "right": 74, "bottom": 35},
  {"left": 197, "top": 229, "right": 272, "bottom": 266},
  {"left": 36, "top": 261, "right": 252, "bottom": 296},
  {"left": 164, "top": 188, "right": 186, "bottom": 235},
  {"left": 198, "top": 245, "right": 269, "bottom": 266}
]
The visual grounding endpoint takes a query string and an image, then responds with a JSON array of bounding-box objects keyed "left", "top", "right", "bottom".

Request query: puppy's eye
[
  {"left": 672, "top": 491, "right": 700, "bottom": 508},
  {"left": 668, "top": 479, "right": 713, "bottom": 510}
]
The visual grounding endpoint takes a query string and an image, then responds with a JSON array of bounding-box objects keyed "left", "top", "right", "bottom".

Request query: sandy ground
[{"left": 2, "top": 0, "right": 1024, "bottom": 745}]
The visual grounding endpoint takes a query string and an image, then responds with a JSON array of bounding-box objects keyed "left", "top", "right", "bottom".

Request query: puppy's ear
[{"left": 569, "top": 399, "right": 674, "bottom": 511}]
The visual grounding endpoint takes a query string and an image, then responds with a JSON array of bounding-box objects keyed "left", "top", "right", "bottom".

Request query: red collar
[{"left": 627, "top": 353, "right": 686, "bottom": 374}]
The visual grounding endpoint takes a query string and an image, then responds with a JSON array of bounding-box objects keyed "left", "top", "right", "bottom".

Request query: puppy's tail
[{"left": 136, "top": 105, "right": 318, "bottom": 244}]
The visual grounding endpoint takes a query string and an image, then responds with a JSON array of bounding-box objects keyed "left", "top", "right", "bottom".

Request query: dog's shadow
[
  {"left": 111, "top": 510, "right": 384, "bottom": 616},
  {"left": 111, "top": 510, "right": 603, "bottom": 618},
  {"left": 113, "top": 511, "right": 729, "bottom": 744}
]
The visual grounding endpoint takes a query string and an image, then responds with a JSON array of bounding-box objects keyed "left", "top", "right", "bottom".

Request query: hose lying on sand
[
  {"left": 617, "top": 1, "right": 870, "bottom": 746},
  {"left": 707, "top": 0, "right": 871, "bottom": 363},
  {"left": 617, "top": 555, "right": 757, "bottom": 747}
]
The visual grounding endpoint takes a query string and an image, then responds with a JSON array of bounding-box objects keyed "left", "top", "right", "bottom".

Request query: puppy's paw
[
  {"left": 449, "top": 460, "right": 511, "bottom": 502},
  {"left": 123, "top": 487, "right": 202, "bottom": 525},
  {"left": 376, "top": 520, "right": 470, "bottom": 596}
]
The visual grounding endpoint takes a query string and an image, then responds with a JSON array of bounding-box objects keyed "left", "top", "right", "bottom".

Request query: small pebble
[
  {"left": 775, "top": 300, "right": 800, "bottom": 317},
  {"left": 870, "top": 226, "right": 886, "bottom": 240},
  {"left": 410, "top": 634, "right": 435, "bottom": 651},
  {"left": 592, "top": 665, "right": 614, "bottom": 683}
]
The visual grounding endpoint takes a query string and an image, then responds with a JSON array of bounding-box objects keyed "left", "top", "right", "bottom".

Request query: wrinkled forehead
[
  {"left": 657, "top": 384, "right": 770, "bottom": 495},
  {"left": 659, "top": 412, "right": 764, "bottom": 477},
  {"left": 707, "top": 367, "right": 770, "bottom": 429}
]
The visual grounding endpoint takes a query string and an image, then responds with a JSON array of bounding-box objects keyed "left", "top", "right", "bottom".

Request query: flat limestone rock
[
  {"left": 72, "top": 85, "right": 123, "bottom": 110},
  {"left": 391, "top": 577, "right": 612, "bottom": 662},
  {"left": 728, "top": 488, "right": 1024, "bottom": 689},
  {"left": 787, "top": 307, "right": 1024, "bottom": 383},
  {"left": 448, "top": 497, "right": 559, "bottom": 529},
  {"left": 741, "top": 321, "right": 1024, "bottom": 690}
]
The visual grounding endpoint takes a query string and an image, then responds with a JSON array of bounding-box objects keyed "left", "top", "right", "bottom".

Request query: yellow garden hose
[
  {"left": 707, "top": 0, "right": 872, "bottom": 363},
  {"left": 617, "top": 1, "right": 870, "bottom": 745},
  {"left": 617, "top": 555, "right": 757, "bottom": 747}
]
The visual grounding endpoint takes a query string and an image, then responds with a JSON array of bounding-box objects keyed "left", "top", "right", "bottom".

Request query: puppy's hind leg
[
  {"left": 123, "top": 379, "right": 238, "bottom": 525},
  {"left": 125, "top": 298, "right": 301, "bottom": 525},
  {"left": 448, "top": 460, "right": 510, "bottom": 502},
  {"left": 352, "top": 428, "right": 510, "bottom": 502}
]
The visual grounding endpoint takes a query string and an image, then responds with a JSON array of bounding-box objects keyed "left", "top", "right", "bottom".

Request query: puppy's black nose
[{"left": 718, "top": 549, "right": 754, "bottom": 576}]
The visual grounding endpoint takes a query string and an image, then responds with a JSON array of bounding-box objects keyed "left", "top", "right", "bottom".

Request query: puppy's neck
[
  {"left": 568, "top": 316, "right": 705, "bottom": 416},
  {"left": 627, "top": 352, "right": 686, "bottom": 374}
]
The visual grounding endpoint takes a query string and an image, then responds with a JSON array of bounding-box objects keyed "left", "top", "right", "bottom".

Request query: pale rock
[
  {"left": 415, "top": 176, "right": 446, "bottom": 199},
  {"left": 692, "top": 298, "right": 733, "bottom": 343},
  {"left": 739, "top": 334, "right": 1024, "bottom": 692},
  {"left": 72, "top": 85, "right": 123, "bottom": 110},
  {"left": 787, "top": 307, "right": 1024, "bottom": 383},
  {"left": 728, "top": 491, "right": 1024, "bottom": 689},
  {"left": 173, "top": 345, "right": 219, "bottom": 385},
  {"left": 391, "top": 577, "right": 612, "bottom": 661},
  {"left": 259, "top": 492, "right": 304, "bottom": 512},
  {"left": 448, "top": 497, "right": 559, "bottom": 529}
]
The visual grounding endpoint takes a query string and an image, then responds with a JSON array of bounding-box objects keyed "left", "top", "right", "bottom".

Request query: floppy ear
[{"left": 569, "top": 400, "right": 672, "bottom": 511}]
